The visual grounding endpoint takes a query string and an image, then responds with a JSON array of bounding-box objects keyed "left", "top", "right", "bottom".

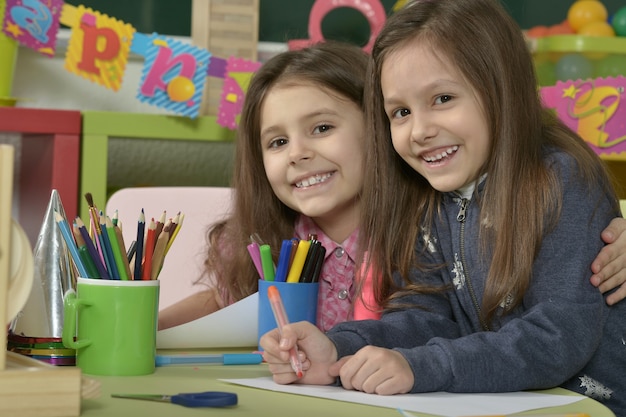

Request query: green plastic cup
[{"left": 62, "top": 278, "right": 160, "bottom": 376}]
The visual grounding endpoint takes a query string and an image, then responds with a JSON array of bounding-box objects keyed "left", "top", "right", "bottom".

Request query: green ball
[
  {"left": 555, "top": 54, "right": 593, "bottom": 82},
  {"left": 612, "top": 6, "right": 626, "bottom": 36},
  {"left": 595, "top": 54, "right": 626, "bottom": 78}
]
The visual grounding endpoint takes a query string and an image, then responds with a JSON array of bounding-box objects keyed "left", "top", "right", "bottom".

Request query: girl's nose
[
  {"left": 410, "top": 113, "right": 437, "bottom": 145},
  {"left": 289, "top": 138, "right": 313, "bottom": 164}
]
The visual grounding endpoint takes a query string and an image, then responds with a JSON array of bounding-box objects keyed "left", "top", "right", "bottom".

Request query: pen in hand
[{"left": 267, "top": 285, "right": 304, "bottom": 378}]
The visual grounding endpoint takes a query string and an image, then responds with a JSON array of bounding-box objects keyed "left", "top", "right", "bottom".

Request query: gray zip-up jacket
[{"left": 327, "top": 149, "right": 625, "bottom": 415}]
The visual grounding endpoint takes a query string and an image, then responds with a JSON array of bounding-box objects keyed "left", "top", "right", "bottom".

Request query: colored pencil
[
  {"left": 133, "top": 209, "right": 146, "bottom": 280},
  {"left": 75, "top": 217, "right": 109, "bottom": 279},
  {"left": 106, "top": 216, "right": 128, "bottom": 280},
  {"left": 165, "top": 212, "right": 184, "bottom": 255},
  {"left": 166, "top": 212, "right": 180, "bottom": 245},
  {"left": 153, "top": 210, "right": 166, "bottom": 250},
  {"left": 54, "top": 211, "right": 89, "bottom": 278},
  {"left": 99, "top": 214, "right": 119, "bottom": 279},
  {"left": 113, "top": 222, "right": 132, "bottom": 280},
  {"left": 141, "top": 218, "right": 156, "bottom": 281},
  {"left": 72, "top": 223, "right": 98, "bottom": 278},
  {"left": 126, "top": 240, "right": 137, "bottom": 263},
  {"left": 151, "top": 222, "right": 170, "bottom": 280}
]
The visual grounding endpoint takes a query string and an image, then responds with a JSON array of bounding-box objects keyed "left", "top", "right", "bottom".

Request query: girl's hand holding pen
[{"left": 260, "top": 321, "right": 338, "bottom": 386}]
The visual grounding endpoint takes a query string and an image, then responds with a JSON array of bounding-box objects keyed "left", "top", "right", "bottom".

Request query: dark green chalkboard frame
[{"left": 64, "top": 0, "right": 626, "bottom": 43}]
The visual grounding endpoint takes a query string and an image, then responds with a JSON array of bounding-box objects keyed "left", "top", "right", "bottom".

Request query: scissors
[{"left": 111, "top": 391, "right": 237, "bottom": 408}]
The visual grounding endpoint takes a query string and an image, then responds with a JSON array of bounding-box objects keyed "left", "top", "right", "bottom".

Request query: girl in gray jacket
[{"left": 260, "top": 0, "right": 626, "bottom": 414}]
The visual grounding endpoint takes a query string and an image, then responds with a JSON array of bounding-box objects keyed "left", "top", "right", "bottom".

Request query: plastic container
[{"left": 533, "top": 35, "right": 626, "bottom": 86}]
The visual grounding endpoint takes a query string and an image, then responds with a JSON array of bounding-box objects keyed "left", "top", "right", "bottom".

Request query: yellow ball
[
  {"left": 578, "top": 20, "right": 615, "bottom": 37},
  {"left": 167, "top": 76, "right": 195, "bottom": 102},
  {"left": 567, "top": 0, "right": 608, "bottom": 32}
]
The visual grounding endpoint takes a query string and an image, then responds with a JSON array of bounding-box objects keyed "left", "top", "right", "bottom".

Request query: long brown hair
[
  {"left": 203, "top": 41, "right": 369, "bottom": 302},
  {"left": 361, "top": 0, "right": 618, "bottom": 324}
]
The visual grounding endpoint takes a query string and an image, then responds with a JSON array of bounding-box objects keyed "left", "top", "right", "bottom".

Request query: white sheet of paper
[
  {"left": 222, "top": 377, "right": 584, "bottom": 417},
  {"left": 156, "top": 292, "right": 259, "bottom": 348}
]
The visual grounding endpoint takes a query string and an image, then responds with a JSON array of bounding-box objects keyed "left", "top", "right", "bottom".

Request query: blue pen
[
  {"left": 155, "top": 353, "right": 263, "bottom": 367},
  {"left": 274, "top": 239, "right": 293, "bottom": 282}
]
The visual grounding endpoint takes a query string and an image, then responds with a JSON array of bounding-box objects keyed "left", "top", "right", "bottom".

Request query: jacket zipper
[{"left": 457, "top": 198, "right": 490, "bottom": 331}]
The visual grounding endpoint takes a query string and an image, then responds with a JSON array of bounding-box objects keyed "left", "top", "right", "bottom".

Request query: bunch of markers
[
  {"left": 248, "top": 233, "right": 326, "bottom": 283},
  {"left": 55, "top": 193, "right": 183, "bottom": 280}
]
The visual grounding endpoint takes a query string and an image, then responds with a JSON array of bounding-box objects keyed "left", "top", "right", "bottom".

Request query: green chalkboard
[
  {"left": 64, "top": 0, "right": 626, "bottom": 42},
  {"left": 63, "top": 0, "right": 192, "bottom": 36}
]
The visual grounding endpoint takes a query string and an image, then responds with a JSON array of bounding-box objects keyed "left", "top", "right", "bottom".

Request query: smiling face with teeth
[
  {"left": 381, "top": 39, "right": 490, "bottom": 193},
  {"left": 260, "top": 81, "right": 364, "bottom": 242}
]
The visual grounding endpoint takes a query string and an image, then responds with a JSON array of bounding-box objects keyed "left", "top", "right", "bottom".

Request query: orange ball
[
  {"left": 167, "top": 76, "right": 195, "bottom": 102},
  {"left": 578, "top": 20, "right": 615, "bottom": 37},
  {"left": 567, "top": 0, "right": 608, "bottom": 32}
]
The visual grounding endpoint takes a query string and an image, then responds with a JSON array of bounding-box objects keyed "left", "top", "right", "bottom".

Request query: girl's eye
[
  {"left": 312, "top": 124, "right": 333, "bottom": 135},
  {"left": 391, "top": 108, "right": 410, "bottom": 119},
  {"left": 435, "top": 95, "right": 453, "bottom": 105},
  {"left": 267, "top": 137, "right": 288, "bottom": 149}
]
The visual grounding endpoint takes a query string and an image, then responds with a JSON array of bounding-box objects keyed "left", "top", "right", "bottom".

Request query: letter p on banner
[{"left": 64, "top": 6, "right": 135, "bottom": 91}]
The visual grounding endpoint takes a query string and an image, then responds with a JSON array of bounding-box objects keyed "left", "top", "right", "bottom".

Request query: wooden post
[
  {"left": 0, "top": 144, "right": 14, "bottom": 371},
  {"left": 0, "top": 144, "right": 82, "bottom": 416},
  {"left": 191, "top": 0, "right": 260, "bottom": 116}
]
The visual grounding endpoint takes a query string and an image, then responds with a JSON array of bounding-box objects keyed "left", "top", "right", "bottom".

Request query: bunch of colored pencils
[
  {"left": 248, "top": 234, "right": 325, "bottom": 283},
  {"left": 55, "top": 193, "right": 183, "bottom": 280}
]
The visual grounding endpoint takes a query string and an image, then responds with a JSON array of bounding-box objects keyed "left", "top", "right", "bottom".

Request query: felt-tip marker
[
  {"left": 155, "top": 353, "right": 263, "bottom": 367},
  {"left": 267, "top": 285, "right": 304, "bottom": 378}
]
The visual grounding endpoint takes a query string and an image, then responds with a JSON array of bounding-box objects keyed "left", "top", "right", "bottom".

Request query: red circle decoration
[{"left": 288, "top": 0, "right": 386, "bottom": 53}]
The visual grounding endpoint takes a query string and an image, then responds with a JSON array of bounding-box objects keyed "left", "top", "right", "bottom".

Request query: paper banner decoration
[
  {"left": 2, "top": 0, "right": 63, "bottom": 57},
  {"left": 541, "top": 76, "right": 626, "bottom": 158},
  {"left": 137, "top": 34, "right": 210, "bottom": 119},
  {"left": 0, "top": 0, "right": 390, "bottom": 124},
  {"left": 63, "top": 6, "right": 134, "bottom": 91},
  {"left": 218, "top": 57, "right": 262, "bottom": 130}
]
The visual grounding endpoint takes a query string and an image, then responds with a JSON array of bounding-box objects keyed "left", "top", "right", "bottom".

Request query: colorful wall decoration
[
  {"left": 541, "top": 76, "right": 626, "bottom": 158},
  {"left": 1, "top": 0, "right": 393, "bottom": 126}
]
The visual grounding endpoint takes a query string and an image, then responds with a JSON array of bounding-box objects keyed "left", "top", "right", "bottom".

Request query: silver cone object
[{"left": 9, "top": 189, "right": 76, "bottom": 337}]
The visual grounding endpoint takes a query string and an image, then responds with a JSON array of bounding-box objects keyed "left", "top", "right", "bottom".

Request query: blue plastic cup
[{"left": 257, "top": 280, "right": 318, "bottom": 350}]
